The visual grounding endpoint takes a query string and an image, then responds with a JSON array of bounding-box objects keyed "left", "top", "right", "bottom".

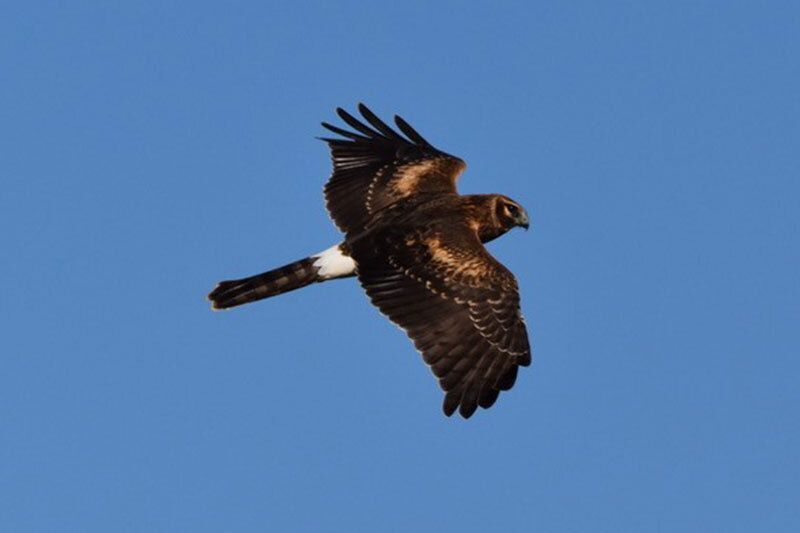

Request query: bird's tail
[
  {"left": 208, "top": 257, "right": 322, "bottom": 310},
  {"left": 208, "top": 245, "right": 356, "bottom": 310}
]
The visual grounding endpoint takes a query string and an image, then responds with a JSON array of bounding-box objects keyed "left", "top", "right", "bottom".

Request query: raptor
[{"left": 208, "top": 104, "right": 532, "bottom": 418}]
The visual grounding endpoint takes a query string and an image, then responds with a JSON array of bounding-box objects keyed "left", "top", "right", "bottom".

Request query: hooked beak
[{"left": 517, "top": 208, "right": 530, "bottom": 231}]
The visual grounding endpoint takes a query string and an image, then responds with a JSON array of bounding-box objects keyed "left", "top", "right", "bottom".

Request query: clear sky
[{"left": 2, "top": 2, "right": 798, "bottom": 531}]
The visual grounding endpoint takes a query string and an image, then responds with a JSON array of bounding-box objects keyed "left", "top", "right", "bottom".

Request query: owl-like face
[{"left": 495, "top": 196, "right": 530, "bottom": 230}]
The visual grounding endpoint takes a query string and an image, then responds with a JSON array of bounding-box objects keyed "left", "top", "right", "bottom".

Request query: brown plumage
[{"left": 209, "top": 104, "right": 532, "bottom": 418}]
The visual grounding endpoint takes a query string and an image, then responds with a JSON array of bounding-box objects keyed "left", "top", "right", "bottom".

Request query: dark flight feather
[
  {"left": 348, "top": 210, "right": 530, "bottom": 418},
  {"left": 394, "top": 114, "right": 432, "bottom": 147},
  {"left": 321, "top": 104, "right": 466, "bottom": 234},
  {"left": 210, "top": 104, "right": 532, "bottom": 419},
  {"left": 357, "top": 103, "right": 405, "bottom": 140},
  {"left": 336, "top": 107, "right": 381, "bottom": 138}
]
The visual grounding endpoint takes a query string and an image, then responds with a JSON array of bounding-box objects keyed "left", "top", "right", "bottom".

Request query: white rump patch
[{"left": 312, "top": 244, "right": 357, "bottom": 279}]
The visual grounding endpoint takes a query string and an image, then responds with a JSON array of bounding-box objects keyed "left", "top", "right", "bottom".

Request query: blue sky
[{"left": 2, "top": 1, "right": 798, "bottom": 531}]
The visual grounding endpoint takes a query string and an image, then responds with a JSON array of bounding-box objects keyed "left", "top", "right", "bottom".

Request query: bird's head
[
  {"left": 495, "top": 195, "right": 530, "bottom": 231},
  {"left": 468, "top": 194, "right": 531, "bottom": 243}
]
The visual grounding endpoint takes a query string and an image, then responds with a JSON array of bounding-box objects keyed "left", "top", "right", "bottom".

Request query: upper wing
[
  {"left": 320, "top": 104, "right": 466, "bottom": 233},
  {"left": 350, "top": 222, "right": 531, "bottom": 418}
]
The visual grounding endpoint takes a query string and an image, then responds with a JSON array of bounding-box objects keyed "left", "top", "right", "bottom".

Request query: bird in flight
[{"left": 208, "top": 104, "right": 532, "bottom": 418}]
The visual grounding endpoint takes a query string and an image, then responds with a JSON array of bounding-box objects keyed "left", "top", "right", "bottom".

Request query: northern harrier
[{"left": 208, "top": 104, "right": 532, "bottom": 418}]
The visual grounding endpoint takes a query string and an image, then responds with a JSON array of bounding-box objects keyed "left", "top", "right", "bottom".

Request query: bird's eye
[{"left": 505, "top": 203, "right": 518, "bottom": 216}]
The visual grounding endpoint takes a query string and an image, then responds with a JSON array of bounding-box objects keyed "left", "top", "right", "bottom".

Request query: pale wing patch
[
  {"left": 392, "top": 157, "right": 466, "bottom": 197},
  {"left": 393, "top": 160, "right": 437, "bottom": 195},
  {"left": 426, "top": 236, "right": 487, "bottom": 278}
]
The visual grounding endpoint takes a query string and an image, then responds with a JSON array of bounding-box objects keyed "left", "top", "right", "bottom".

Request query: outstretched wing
[
  {"left": 350, "top": 222, "right": 531, "bottom": 418},
  {"left": 320, "top": 103, "right": 466, "bottom": 233}
]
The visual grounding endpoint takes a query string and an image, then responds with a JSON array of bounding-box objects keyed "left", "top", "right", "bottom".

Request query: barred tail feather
[{"left": 208, "top": 257, "right": 321, "bottom": 310}]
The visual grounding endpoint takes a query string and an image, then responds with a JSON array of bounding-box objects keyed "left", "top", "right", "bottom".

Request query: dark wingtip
[
  {"left": 394, "top": 113, "right": 432, "bottom": 146},
  {"left": 443, "top": 391, "right": 459, "bottom": 417},
  {"left": 335, "top": 107, "right": 354, "bottom": 124},
  {"left": 335, "top": 106, "right": 379, "bottom": 138},
  {"left": 459, "top": 400, "right": 478, "bottom": 419},
  {"left": 320, "top": 120, "right": 369, "bottom": 141},
  {"left": 495, "top": 365, "right": 519, "bottom": 391},
  {"left": 443, "top": 389, "right": 479, "bottom": 419},
  {"left": 478, "top": 388, "right": 500, "bottom": 409},
  {"left": 356, "top": 103, "right": 403, "bottom": 140}
]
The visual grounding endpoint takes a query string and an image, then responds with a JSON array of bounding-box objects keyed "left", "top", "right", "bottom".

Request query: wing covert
[
  {"left": 350, "top": 223, "right": 530, "bottom": 418},
  {"left": 320, "top": 104, "right": 466, "bottom": 233}
]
